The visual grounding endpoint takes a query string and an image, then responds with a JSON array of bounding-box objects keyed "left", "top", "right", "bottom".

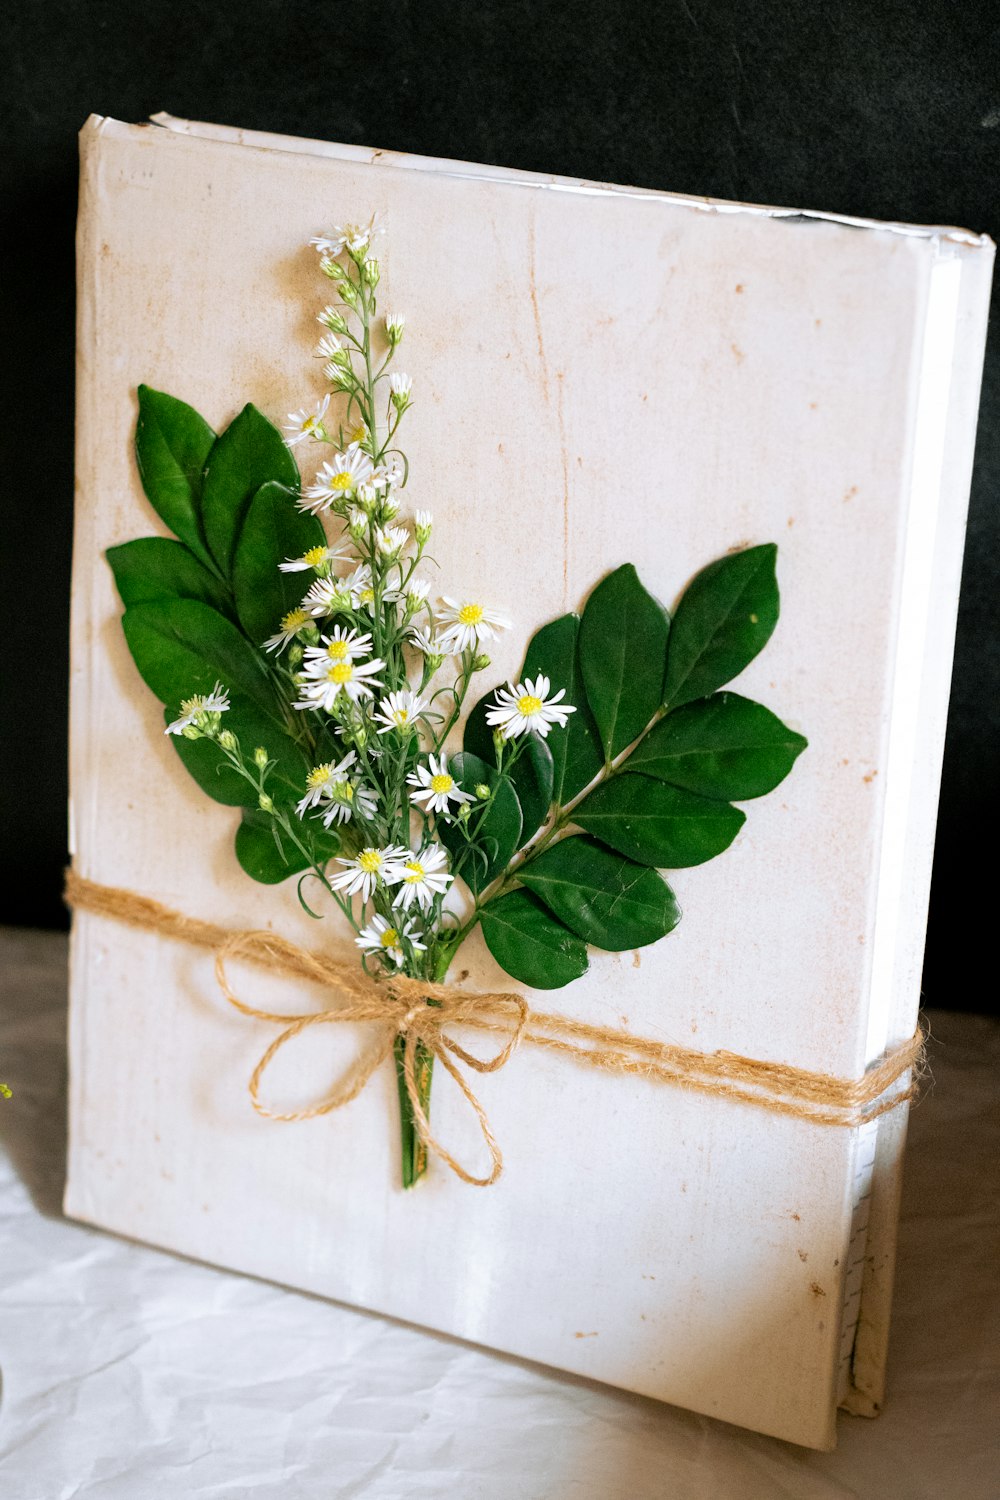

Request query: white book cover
[{"left": 66, "top": 113, "right": 993, "bottom": 1449}]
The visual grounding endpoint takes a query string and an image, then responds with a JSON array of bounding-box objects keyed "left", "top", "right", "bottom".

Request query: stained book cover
[{"left": 66, "top": 113, "right": 993, "bottom": 1449}]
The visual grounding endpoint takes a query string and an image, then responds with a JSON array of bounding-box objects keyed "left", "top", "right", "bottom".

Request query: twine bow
[{"left": 215, "top": 928, "right": 528, "bottom": 1187}]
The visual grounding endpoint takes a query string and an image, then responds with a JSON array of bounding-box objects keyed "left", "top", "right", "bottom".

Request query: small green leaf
[
  {"left": 107, "top": 537, "right": 234, "bottom": 617},
  {"left": 134, "top": 386, "right": 216, "bottom": 568},
  {"left": 579, "top": 563, "right": 670, "bottom": 761},
  {"left": 438, "top": 751, "right": 523, "bottom": 895},
  {"left": 519, "top": 835, "right": 681, "bottom": 950},
  {"left": 573, "top": 773, "right": 745, "bottom": 867},
  {"left": 479, "top": 889, "right": 588, "bottom": 989},
  {"left": 201, "top": 404, "right": 299, "bottom": 576},
  {"left": 166, "top": 700, "right": 310, "bottom": 808},
  {"left": 663, "top": 544, "right": 779, "bottom": 709},
  {"left": 234, "top": 808, "right": 340, "bottom": 884},
  {"left": 628, "top": 691, "right": 807, "bottom": 799},
  {"left": 121, "top": 598, "right": 281, "bottom": 723},
  {"left": 232, "top": 482, "right": 326, "bottom": 645}
]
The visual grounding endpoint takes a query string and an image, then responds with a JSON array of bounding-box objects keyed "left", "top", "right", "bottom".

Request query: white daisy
[
  {"left": 375, "top": 524, "right": 409, "bottom": 557},
  {"left": 409, "top": 626, "right": 449, "bottom": 661},
  {"left": 165, "top": 682, "right": 230, "bottom": 735},
  {"left": 311, "top": 216, "right": 380, "bottom": 259},
  {"left": 407, "top": 752, "right": 474, "bottom": 816},
  {"left": 355, "top": 913, "right": 426, "bottom": 968},
  {"left": 302, "top": 626, "right": 374, "bottom": 668},
  {"left": 384, "top": 312, "right": 405, "bottom": 343},
  {"left": 373, "top": 689, "right": 426, "bottom": 735},
  {"left": 485, "top": 674, "right": 577, "bottom": 740},
  {"left": 404, "top": 577, "right": 430, "bottom": 607},
  {"left": 301, "top": 576, "right": 355, "bottom": 617},
  {"left": 370, "top": 459, "right": 402, "bottom": 491},
  {"left": 315, "top": 332, "right": 345, "bottom": 361},
  {"left": 263, "top": 607, "right": 313, "bottom": 654},
  {"left": 296, "top": 751, "right": 358, "bottom": 815},
  {"left": 319, "top": 778, "right": 378, "bottom": 828},
  {"left": 283, "top": 395, "right": 330, "bottom": 447},
  {"left": 293, "top": 656, "right": 386, "bottom": 711},
  {"left": 437, "top": 597, "right": 511, "bottom": 654},
  {"left": 392, "top": 844, "right": 453, "bottom": 912},
  {"left": 330, "top": 844, "right": 408, "bottom": 903},
  {"left": 343, "top": 563, "right": 401, "bottom": 616},
  {"left": 389, "top": 372, "right": 412, "bottom": 408},
  {"left": 278, "top": 544, "right": 346, "bottom": 574},
  {"left": 301, "top": 448, "right": 375, "bottom": 512}
]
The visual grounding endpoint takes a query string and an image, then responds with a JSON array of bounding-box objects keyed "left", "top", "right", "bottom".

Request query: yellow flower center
[
  {"left": 379, "top": 928, "right": 399, "bottom": 950},
  {"left": 517, "top": 694, "right": 543, "bottom": 717},
  {"left": 330, "top": 472, "right": 354, "bottom": 492},
  {"left": 349, "top": 424, "right": 367, "bottom": 445},
  {"left": 403, "top": 861, "right": 425, "bottom": 884},
  {"left": 430, "top": 774, "right": 454, "bottom": 795},
  {"left": 179, "top": 695, "right": 203, "bottom": 716},
  {"left": 327, "top": 662, "right": 354, "bottom": 685},
  {"left": 359, "top": 588, "right": 375, "bottom": 605},
  {"left": 357, "top": 850, "right": 382, "bottom": 874},
  {"left": 327, "top": 639, "right": 350, "bottom": 660},
  {"left": 306, "top": 765, "right": 332, "bottom": 789},
  {"left": 458, "top": 604, "right": 484, "bottom": 626},
  {"left": 393, "top": 708, "right": 410, "bottom": 725},
  {"left": 280, "top": 608, "right": 309, "bottom": 633},
  {"left": 303, "top": 546, "right": 327, "bottom": 567}
]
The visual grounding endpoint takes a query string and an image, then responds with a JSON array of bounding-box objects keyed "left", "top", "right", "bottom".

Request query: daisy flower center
[
  {"left": 357, "top": 850, "right": 382, "bottom": 874},
  {"left": 403, "top": 860, "right": 425, "bottom": 883},
  {"left": 359, "top": 588, "right": 375, "bottom": 605},
  {"left": 430, "top": 774, "right": 454, "bottom": 794},
  {"left": 517, "top": 694, "right": 544, "bottom": 716},
  {"left": 330, "top": 473, "right": 354, "bottom": 492},
  {"left": 393, "top": 708, "right": 410, "bottom": 725},
  {"left": 179, "top": 695, "right": 204, "bottom": 715},
  {"left": 281, "top": 608, "right": 309, "bottom": 632},
  {"left": 458, "top": 604, "right": 485, "bottom": 626},
  {"left": 327, "top": 640, "right": 350, "bottom": 660},
  {"left": 306, "top": 766, "right": 332, "bottom": 790},
  {"left": 379, "top": 928, "right": 399, "bottom": 950},
  {"left": 303, "top": 546, "right": 327, "bottom": 567},
  {"left": 327, "top": 663, "right": 354, "bottom": 684}
]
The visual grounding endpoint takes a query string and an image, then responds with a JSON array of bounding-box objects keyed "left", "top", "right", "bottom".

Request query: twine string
[{"left": 64, "top": 870, "right": 926, "bottom": 1185}]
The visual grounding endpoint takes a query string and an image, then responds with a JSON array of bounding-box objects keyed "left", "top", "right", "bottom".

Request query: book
[{"left": 66, "top": 112, "right": 994, "bottom": 1449}]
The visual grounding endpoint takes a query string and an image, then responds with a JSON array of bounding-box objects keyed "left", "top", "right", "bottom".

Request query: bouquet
[{"left": 109, "top": 217, "right": 806, "bottom": 1186}]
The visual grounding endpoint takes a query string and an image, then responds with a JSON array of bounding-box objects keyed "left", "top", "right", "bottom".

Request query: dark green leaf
[
  {"left": 663, "top": 544, "right": 779, "bottom": 709},
  {"left": 166, "top": 699, "right": 310, "bottom": 808},
  {"left": 134, "top": 386, "right": 216, "bottom": 567},
  {"left": 232, "top": 482, "right": 326, "bottom": 645},
  {"left": 234, "top": 808, "right": 340, "bottom": 884},
  {"left": 628, "top": 691, "right": 807, "bottom": 799},
  {"left": 573, "top": 773, "right": 745, "bottom": 867},
  {"left": 121, "top": 598, "right": 280, "bottom": 722},
  {"left": 506, "top": 734, "right": 554, "bottom": 843},
  {"left": 479, "top": 889, "right": 588, "bottom": 989},
  {"left": 519, "top": 835, "right": 681, "bottom": 950},
  {"left": 201, "top": 404, "right": 299, "bottom": 576},
  {"left": 438, "top": 751, "right": 523, "bottom": 895},
  {"left": 579, "top": 563, "right": 670, "bottom": 761},
  {"left": 107, "top": 537, "right": 234, "bottom": 618}
]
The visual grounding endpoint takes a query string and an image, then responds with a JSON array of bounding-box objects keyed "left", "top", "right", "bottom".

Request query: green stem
[{"left": 393, "top": 945, "right": 450, "bottom": 1188}]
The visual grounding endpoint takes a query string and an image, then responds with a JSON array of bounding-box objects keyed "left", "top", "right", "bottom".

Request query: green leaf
[
  {"left": 438, "top": 751, "right": 523, "bottom": 895},
  {"left": 579, "top": 563, "right": 670, "bottom": 761},
  {"left": 234, "top": 808, "right": 340, "bottom": 884},
  {"left": 166, "top": 699, "right": 310, "bottom": 808},
  {"left": 201, "top": 404, "right": 300, "bottom": 576},
  {"left": 107, "top": 537, "right": 234, "bottom": 618},
  {"left": 518, "top": 835, "right": 681, "bottom": 950},
  {"left": 663, "top": 544, "right": 779, "bottom": 709},
  {"left": 232, "top": 482, "right": 326, "bottom": 645},
  {"left": 573, "top": 773, "right": 745, "bottom": 867},
  {"left": 506, "top": 734, "right": 554, "bottom": 843},
  {"left": 479, "top": 890, "right": 588, "bottom": 989},
  {"left": 134, "top": 386, "right": 216, "bottom": 568},
  {"left": 121, "top": 598, "right": 280, "bottom": 722},
  {"left": 628, "top": 691, "right": 807, "bottom": 800}
]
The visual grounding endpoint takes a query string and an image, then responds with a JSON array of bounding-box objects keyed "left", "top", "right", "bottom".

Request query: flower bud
[
  {"left": 339, "top": 280, "right": 359, "bottom": 308},
  {"left": 287, "top": 644, "right": 304, "bottom": 668},
  {"left": 389, "top": 372, "right": 412, "bottom": 412},
  {"left": 218, "top": 729, "right": 238, "bottom": 753},
  {"left": 414, "top": 510, "right": 433, "bottom": 545},
  {"left": 457, "top": 803, "right": 472, "bottom": 822},
  {"left": 472, "top": 654, "right": 491, "bottom": 673},
  {"left": 258, "top": 793, "right": 274, "bottom": 813},
  {"left": 474, "top": 783, "right": 491, "bottom": 800},
  {"left": 384, "top": 312, "right": 405, "bottom": 345},
  {"left": 181, "top": 724, "right": 203, "bottom": 741},
  {"left": 362, "top": 258, "right": 380, "bottom": 287},
  {"left": 320, "top": 256, "right": 347, "bottom": 282},
  {"left": 253, "top": 746, "right": 269, "bottom": 769}
]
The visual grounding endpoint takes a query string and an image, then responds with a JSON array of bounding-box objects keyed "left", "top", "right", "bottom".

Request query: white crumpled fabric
[{"left": 1, "top": 928, "right": 997, "bottom": 1499}]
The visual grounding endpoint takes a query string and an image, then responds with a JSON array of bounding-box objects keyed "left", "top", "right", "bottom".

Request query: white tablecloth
[{"left": 1, "top": 928, "right": 997, "bottom": 1499}]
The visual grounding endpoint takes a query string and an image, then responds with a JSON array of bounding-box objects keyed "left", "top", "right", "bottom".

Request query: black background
[{"left": 3, "top": 1, "right": 997, "bottom": 1011}]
